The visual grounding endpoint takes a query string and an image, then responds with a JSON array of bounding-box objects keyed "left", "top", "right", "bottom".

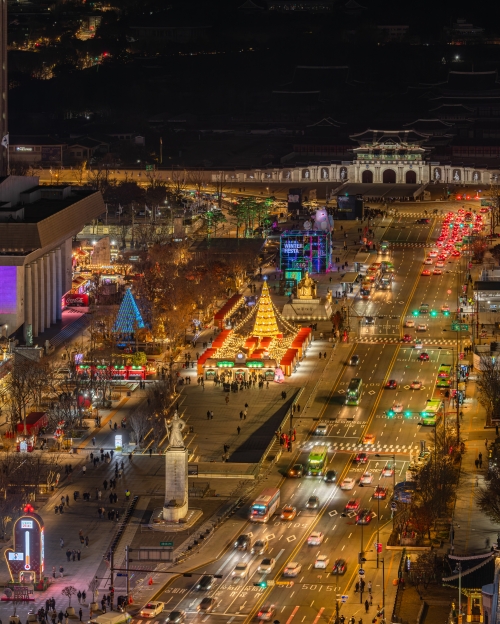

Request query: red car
[
  {"left": 355, "top": 452, "right": 368, "bottom": 463},
  {"left": 386, "top": 379, "right": 398, "bottom": 388},
  {"left": 356, "top": 509, "right": 372, "bottom": 525},
  {"left": 373, "top": 486, "right": 387, "bottom": 499},
  {"left": 345, "top": 498, "right": 360, "bottom": 511},
  {"left": 402, "top": 335, "right": 412, "bottom": 343},
  {"left": 421, "top": 269, "right": 431, "bottom": 276},
  {"left": 419, "top": 352, "right": 430, "bottom": 361}
]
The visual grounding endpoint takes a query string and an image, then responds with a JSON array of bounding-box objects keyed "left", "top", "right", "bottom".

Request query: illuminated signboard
[
  {"left": 217, "top": 361, "right": 235, "bottom": 368},
  {"left": 5, "top": 514, "right": 44, "bottom": 583},
  {"left": 15, "top": 146, "right": 33, "bottom": 152}
]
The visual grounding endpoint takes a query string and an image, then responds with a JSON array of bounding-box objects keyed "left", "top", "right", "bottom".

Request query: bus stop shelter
[{"left": 340, "top": 272, "right": 359, "bottom": 294}]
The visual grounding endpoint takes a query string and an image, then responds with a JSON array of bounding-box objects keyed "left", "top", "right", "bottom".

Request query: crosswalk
[
  {"left": 394, "top": 212, "right": 446, "bottom": 219},
  {"left": 331, "top": 442, "right": 419, "bottom": 453},
  {"left": 356, "top": 337, "right": 460, "bottom": 345},
  {"left": 389, "top": 242, "right": 429, "bottom": 248}
]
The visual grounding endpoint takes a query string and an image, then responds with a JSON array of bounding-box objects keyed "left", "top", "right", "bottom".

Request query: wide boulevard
[{"left": 132, "top": 211, "right": 469, "bottom": 624}]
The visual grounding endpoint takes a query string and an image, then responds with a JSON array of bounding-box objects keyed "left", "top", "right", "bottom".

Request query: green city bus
[
  {"left": 438, "top": 364, "right": 452, "bottom": 379},
  {"left": 346, "top": 378, "right": 363, "bottom": 405},
  {"left": 421, "top": 399, "right": 443, "bottom": 426},
  {"left": 307, "top": 445, "right": 328, "bottom": 476}
]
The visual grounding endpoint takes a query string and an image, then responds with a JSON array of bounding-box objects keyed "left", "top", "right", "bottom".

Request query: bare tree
[
  {"left": 72, "top": 161, "right": 88, "bottom": 186},
  {"left": 476, "top": 355, "right": 500, "bottom": 423},
  {"left": 61, "top": 586, "right": 78, "bottom": 607},
  {"left": 128, "top": 410, "right": 150, "bottom": 448}
]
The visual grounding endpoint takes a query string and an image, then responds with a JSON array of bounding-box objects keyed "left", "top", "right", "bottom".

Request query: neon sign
[{"left": 5, "top": 513, "right": 44, "bottom": 583}]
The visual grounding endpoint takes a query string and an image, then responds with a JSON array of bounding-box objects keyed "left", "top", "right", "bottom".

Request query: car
[
  {"left": 421, "top": 269, "right": 431, "bottom": 276},
  {"left": 306, "top": 495, "right": 320, "bottom": 509},
  {"left": 402, "top": 335, "right": 412, "bottom": 343},
  {"left": 258, "top": 558, "right": 276, "bottom": 574},
  {"left": 363, "top": 433, "right": 376, "bottom": 445},
  {"left": 197, "top": 598, "right": 215, "bottom": 613},
  {"left": 314, "top": 555, "right": 330, "bottom": 569},
  {"left": 373, "top": 485, "right": 388, "bottom": 499},
  {"left": 166, "top": 612, "right": 186, "bottom": 624},
  {"left": 349, "top": 355, "right": 360, "bottom": 366},
  {"left": 436, "top": 261, "right": 445, "bottom": 268},
  {"left": 382, "top": 464, "right": 394, "bottom": 477},
  {"left": 451, "top": 250, "right": 461, "bottom": 257},
  {"left": 392, "top": 402, "right": 403, "bottom": 413},
  {"left": 433, "top": 268, "right": 443, "bottom": 275},
  {"left": 234, "top": 534, "right": 252, "bottom": 550},
  {"left": 232, "top": 562, "right": 249, "bottom": 580},
  {"left": 196, "top": 576, "right": 214, "bottom": 591},
  {"left": 345, "top": 498, "right": 360, "bottom": 511},
  {"left": 480, "top": 207, "right": 490, "bottom": 213},
  {"left": 257, "top": 605, "right": 276, "bottom": 621},
  {"left": 414, "top": 339, "right": 423, "bottom": 349},
  {"left": 441, "top": 305, "right": 450, "bottom": 312},
  {"left": 283, "top": 562, "right": 302, "bottom": 577},
  {"left": 411, "top": 380, "right": 422, "bottom": 389},
  {"left": 356, "top": 508, "right": 373, "bottom": 524},
  {"left": 355, "top": 452, "right": 368, "bottom": 463},
  {"left": 416, "top": 218, "right": 430, "bottom": 224},
  {"left": 419, "top": 352, "right": 430, "bottom": 361},
  {"left": 251, "top": 538, "right": 269, "bottom": 555},
  {"left": 324, "top": 469, "right": 337, "bottom": 483},
  {"left": 365, "top": 316, "right": 375, "bottom": 325},
  {"left": 386, "top": 379, "right": 398, "bottom": 388},
  {"left": 280, "top": 505, "right": 297, "bottom": 521},
  {"left": 340, "top": 477, "right": 355, "bottom": 490},
  {"left": 315, "top": 423, "right": 328, "bottom": 436},
  {"left": 428, "top": 250, "right": 438, "bottom": 258},
  {"left": 331, "top": 559, "right": 347, "bottom": 575},
  {"left": 288, "top": 464, "right": 303, "bottom": 478},
  {"left": 360, "top": 471, "right": 374, "bottom": 484},
  {"left": 405, "top": 319, "right": 415, "bottom": 328},
  {"left": 417, "top": 324, "right": 428, "bottom": 331},
  {"left": 424, "top": 258, "right": 433, "bottom": 265},
  {"left": 307, "top": 531, "right": 324, "bottom": 545},
  {"left": 141, "top": 602, "right": 165, "bottom": 617}
]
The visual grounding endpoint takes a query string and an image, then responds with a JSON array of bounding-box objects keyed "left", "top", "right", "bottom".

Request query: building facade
[{"left": 0, "top": 176, "right": 105, "bottom": 341}]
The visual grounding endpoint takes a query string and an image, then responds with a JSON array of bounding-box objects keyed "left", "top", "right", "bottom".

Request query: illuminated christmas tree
[
  {"left": 252, "top": 281, "right": 280, "bottom": 338},
  {"left": 113, "top": 288, "right": 145, "bottom": 335}
]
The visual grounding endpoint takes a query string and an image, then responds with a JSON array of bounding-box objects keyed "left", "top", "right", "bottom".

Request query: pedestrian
[
  {"left": 60, "top": 538, "right": 64, "bottom": 548},
  {"left": 72, "top": 550, "right": 76, "bottom": 561},
  {"left": 479, "top": 457, "right": 483, "bottom": 468},
  {"left": 367, "top": 581, "right": 372, "bottom": 593},
  {"left": 52, "top": 566, "right": 56, "bottom": 579},
  {"left": 59, "top": 566, "right": 64, "bottom": 578},
  {"left": 237, "top": 426, "right": 241, "bottom": 434},
  {"left": 240, "top": 411, "right": 243, "bottom": 420},
  {"left": 485, "top": 438, "right": 489, "bottom": 447},
  {"left": 77, "top": 549, "right": 81, "bottom": 560},
  {"left": 92, "top": 437, "right": 96, "bottom": 446},
  {"left": 475, "top": 459, "right": 479, "bottom": 469},
  {"left": 77, "top": 591, "right": 82, "bottom": 604},
  {"left": 103, "top": 480, "right": 108, "bottom": 490},
  {"left": 66, "top": 495, "right": 69, "bottom": 506},
  {"left": 355, "top": 581, "right": 359, "bottom": 592},
  {"left": 79, "top": 609, "right": 82, "bottom": 622},
  {"left": 66, "top": 549, "right": 71, "bottom": 562},
  {"left": 364, "top": 600, "right": 369, "bottom": 613},
  {"left": 58, "top": 612, "right": 63, "bottom": 624},
  {"left": 85, "top": 536, "right": 89, "bottom": 547}
]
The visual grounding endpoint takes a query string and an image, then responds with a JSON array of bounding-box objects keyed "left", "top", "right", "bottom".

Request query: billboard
[
  {"left": 5, "top": 513, "right": 45, "bottom": 583},
  {"left": 0, "top": 267, "right": 17, "bottom": 314},
  {"left": 62, "top": 293, "right": 89, "bottom": 307}
]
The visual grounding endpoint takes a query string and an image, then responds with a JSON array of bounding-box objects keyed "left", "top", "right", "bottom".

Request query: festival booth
[
  {"left": 280, "top": 348, "right": 299, "bottom": 377},
  {"left": 214, "top": 295, "right": 244, "bottom": 329}
]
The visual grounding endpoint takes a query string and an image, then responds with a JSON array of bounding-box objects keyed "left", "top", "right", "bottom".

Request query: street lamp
[
  {"left": 359, "top": 482, "right": 382, "bottom": 568},
  {"left": 453, "top": 562, "right": 462, "bottom": 620}
]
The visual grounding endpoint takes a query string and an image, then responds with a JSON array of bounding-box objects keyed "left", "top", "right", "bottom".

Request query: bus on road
[
  {"left": 420, "top": 399, "right": 444, "bottom": 426},
  {"left": 307, "top": 445, "right": 328, "bottom": 476},
  {"left": 249, "top": 488, "right": 281, "bottom": 522},
  {"left": 438, "top": 364, "right": 452, "bottom": 379},
  {"left": 346, "top": 378, "right": 363, "bottom": 405},
  {"left": 360, "top": 280, "right": 372, "bottom": 299}
]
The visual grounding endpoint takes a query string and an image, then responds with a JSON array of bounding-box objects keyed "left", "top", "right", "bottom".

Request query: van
[{"left": 89, "top": 613, "right": 132, "bottom": 624}]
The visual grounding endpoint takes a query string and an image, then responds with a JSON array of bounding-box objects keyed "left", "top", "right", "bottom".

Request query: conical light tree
[{"left": 252, "top": 281, "right": 280, "bottom": 338}]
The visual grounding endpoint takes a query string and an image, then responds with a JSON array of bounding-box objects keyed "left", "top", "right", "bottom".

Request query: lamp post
[
  {"left": 454, "top": 562, "right": 462, "bottom": 621},
  {"left": 359, "top": 482, "right": 382, "bottom": 568}
]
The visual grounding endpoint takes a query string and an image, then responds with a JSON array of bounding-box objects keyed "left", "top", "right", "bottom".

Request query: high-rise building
[{"left": 0, "top": 0, "right": 7, "bottom": 175}]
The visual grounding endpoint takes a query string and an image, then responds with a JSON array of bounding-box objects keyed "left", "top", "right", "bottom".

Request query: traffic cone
[
  {"left": 148, "top": 577, "right": 153, "bottom": 585},
  {"left": 128, "top": 595, "right": 133, "bottom": 604}
]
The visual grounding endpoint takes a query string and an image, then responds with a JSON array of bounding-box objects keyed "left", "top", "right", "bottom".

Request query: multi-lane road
[{"left": 131, "top": 213, "right": 473, "bottom": 624}]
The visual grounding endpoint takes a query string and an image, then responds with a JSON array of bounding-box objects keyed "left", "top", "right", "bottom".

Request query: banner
[{"left": 62, "top": 293, "right": 89, "bottom": 307}]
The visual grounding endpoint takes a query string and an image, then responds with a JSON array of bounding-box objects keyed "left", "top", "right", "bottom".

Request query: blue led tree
[{"left": 113, "top": 288, "right": 145, "bottom": 335}]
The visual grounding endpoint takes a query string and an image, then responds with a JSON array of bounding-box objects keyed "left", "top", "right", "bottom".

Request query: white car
[
  {"left": 441, "top": 304, "right": 450, "bottom": 312},
  {"left": 405, "top": 320, "right": 415, "bottom": 328},
  {"left": 140, "top": 602, "right": 165, "bottom": 618},
  {"left": 417, "top": 324, "right": 428, "bottom": 331},
  {"left": 414, "top": 339, "right": 423, "bottom": 349},
  {"left": 257, "top": 558, "right": 276, "bottom": 574},
  {"left": 382, "top": 464, "right": 394, "bottom": 477},
  {"left": 307, "top": 531, "right": 324, "bottom": 545},
  {"left": 283, "top": 562, "right": 302, "bottom": 577},
  {"left": 314, "top": 555, "right": 330, "bottom": 569},
  {"left": 411, "top": 380, "right": 422, "bottom": 390},
  {"left": 424, "top": 258, "right": 433, "bottom": 265},
  {"left": 340, "top": 477, "right": 355, "bottom": 490},
  {"left": 360, "top": 471, "right": 373, "bottom": 484},
  {"left": 436, "top": 261, "right": 445, "bottom": 268},
  {"left": 428, "top": 250, "right": 438, "bottom": 258},
  {"left": 393, "top": 402, "right": 403, "bottom": 413},
  {"left": 232, "top": 562, "right": 249, "bottom": 580}
]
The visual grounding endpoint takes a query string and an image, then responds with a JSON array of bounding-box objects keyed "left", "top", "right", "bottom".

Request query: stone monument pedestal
[
  {"left": 282, "top": 297, "right": 332, "bottom": 321},
  {"left": 163, "top": 446, "right": 189, "bottom": 521}
]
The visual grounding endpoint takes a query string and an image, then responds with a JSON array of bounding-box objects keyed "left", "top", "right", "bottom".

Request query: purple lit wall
[{"left": 0, "top": 267, "right": 17, "bottom": 314}]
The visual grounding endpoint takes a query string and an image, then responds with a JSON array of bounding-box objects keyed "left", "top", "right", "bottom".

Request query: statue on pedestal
[
  {"left": 167, "top": 411, "right": 185, "bottom": 448},
  {"left": 297, "top": 272, "right": 318, "bottom": 299}
]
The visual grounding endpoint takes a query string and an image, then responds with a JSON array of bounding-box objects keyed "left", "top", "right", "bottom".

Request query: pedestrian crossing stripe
[
  {"left": 356, "top": 337, "right": 460, "bottom": 345},
  {"left": 392, "top": 212, "right": 447, "bottom": 218},
  {"left": 331, "top": 443, "right": 419, "bottom": 451}
]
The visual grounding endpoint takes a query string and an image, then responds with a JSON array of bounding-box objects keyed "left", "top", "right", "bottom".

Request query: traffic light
[
  {"left": 430, "top": 310, "right": 437, "bottom": 317},
  {"left": 387, "top": 410, "right": 395, "bottom": 418},
  {"left": 443, "top": 310, "right": 450, "bottom": 316},
  {"left": 404, "top": 411, "right": 412, "bottom": 418},
  {"left": 377, "top": 543, "right": 383, "bottom": 553},
  {"left": 459, "top": 223, "right": 464, "bottom": 228},
  {"left": 412, "top": 310, "right": 420, "bottom": 317},
  {"left": 254, "top": 581, "right": 267, "bottom": 588}
]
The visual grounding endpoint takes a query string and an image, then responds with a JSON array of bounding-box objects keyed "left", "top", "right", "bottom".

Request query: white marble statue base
[{"left": 282, "top": 298, "right": 333, "bottom": 321}]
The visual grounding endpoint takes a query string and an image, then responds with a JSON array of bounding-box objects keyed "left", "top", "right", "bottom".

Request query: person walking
[
  {"left": 77, "top": 591, "right": 82, "bottom": 604},
  {"left": 92, "top": 437, "right": 96, "bottom": 446},
  {"left": 60, "top": 538, "right": 64, "bottom": 548},
  {"left": 237, "top": 426, "right": 241, "bottom": 435},
  {"left": 367, "top": 581, "right": 372, "bottom": 593},
  {"left": 475, "top": 459, "right": 479, "bottom": 469},
  {"left": 364, "top": 600, "right": 369, "bottom": 613},
  {"left": 82, "top": 592, "right": 86, "bottom": 603},
  {"left": 85, "top": 536, "right": 89, "bottom": 547},
  {"left": 78, "top": 609, "right": 83, "bottom": 622},
  {"left": 59, "top": 566, "right": 64, "bottom": 578}
]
